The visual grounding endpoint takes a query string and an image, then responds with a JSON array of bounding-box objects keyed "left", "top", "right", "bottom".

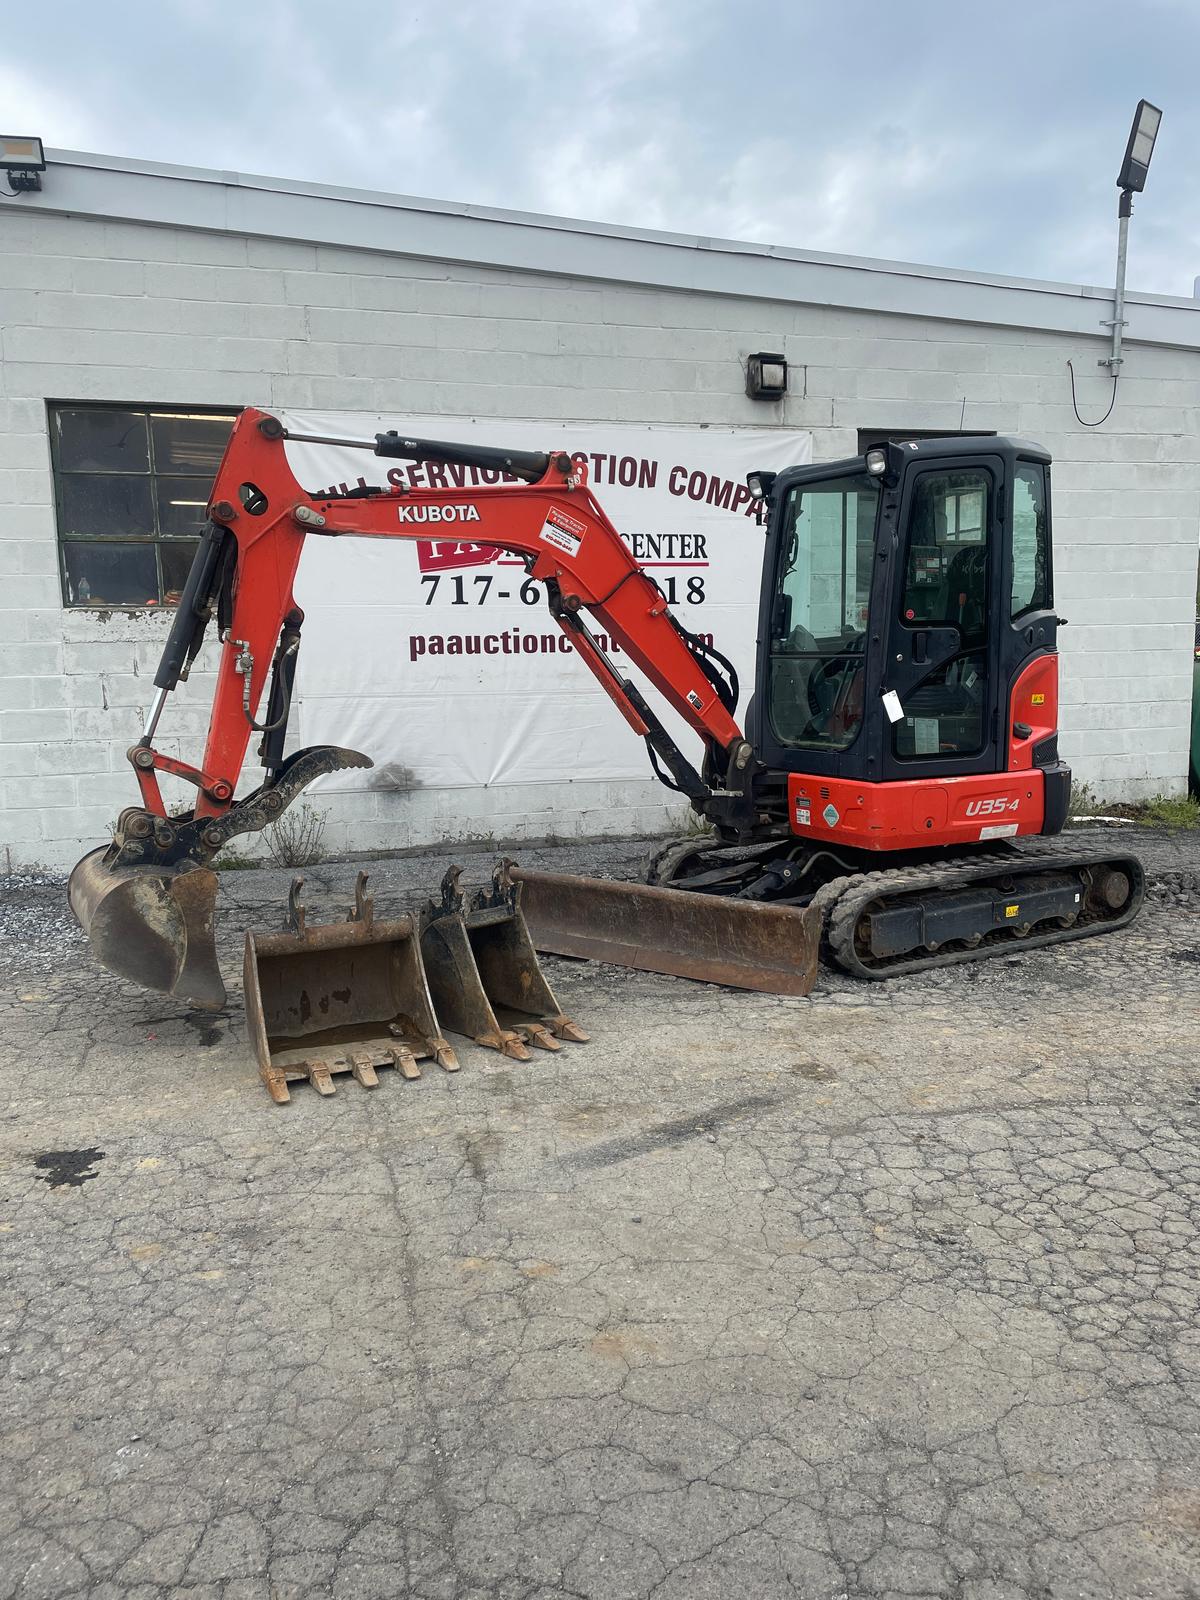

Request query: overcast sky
[{"left": 7, "top": 0, "right": 1196, "bottom": 296}]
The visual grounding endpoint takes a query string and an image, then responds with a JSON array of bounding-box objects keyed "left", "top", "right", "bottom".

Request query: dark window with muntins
[{"left": 50, "top": 403, "right": 238, "bottom": 607}]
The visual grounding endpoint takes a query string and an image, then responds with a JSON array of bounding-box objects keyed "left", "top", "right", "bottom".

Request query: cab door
[{"left": 881, "top": 455, "right": 1005, "bottom": 780}]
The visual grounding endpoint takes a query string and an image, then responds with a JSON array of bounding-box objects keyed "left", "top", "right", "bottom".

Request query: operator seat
[
  {"left": 939, "top": 543, "right": 988, "bottom": 646},
  {"left": 899, "top": 543, "right": 989, "bottom": 754}
]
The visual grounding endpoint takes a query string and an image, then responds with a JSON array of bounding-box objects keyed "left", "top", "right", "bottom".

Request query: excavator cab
[{"left": 747, "top": 436, "right": 1071, "bottom": 849}]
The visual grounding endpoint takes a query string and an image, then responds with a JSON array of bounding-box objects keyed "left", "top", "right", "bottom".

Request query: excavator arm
[
  {"left": 143, "top": 408, "right": 755, "bottom": 831},
  {"left": 68, "top": 408, "right": 780, "bottom": 1010}
]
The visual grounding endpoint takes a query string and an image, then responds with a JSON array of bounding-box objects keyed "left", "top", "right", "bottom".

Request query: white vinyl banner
[{"left": 280, "top": 413, "right": 811, "bottom": 798}]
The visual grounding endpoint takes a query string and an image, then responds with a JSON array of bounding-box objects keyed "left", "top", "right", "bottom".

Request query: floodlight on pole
[
  {"left": 1100, "top": 100, "right": 1163, "bottom": 373},
  {"left": 1117, "top": 100, "right": 1161, "bottom": 194}
]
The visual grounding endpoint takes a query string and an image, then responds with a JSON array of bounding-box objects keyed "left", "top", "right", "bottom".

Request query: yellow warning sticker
[
  {"left": 1004, "top": 904, "right": 1020, "bottom": 919},
  {"left": 1031, "top": 693, "right": 1045, "bottom": 706}
]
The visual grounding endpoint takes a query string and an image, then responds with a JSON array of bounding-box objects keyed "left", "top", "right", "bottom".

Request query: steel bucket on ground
[
  {"left": 243, "top": 874, "right": 458, "bottom": 1103},
  {"left": 420, "top": 863, "right": 588, "bottom": 1060}
]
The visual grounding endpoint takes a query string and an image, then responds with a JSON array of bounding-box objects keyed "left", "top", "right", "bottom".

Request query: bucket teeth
[
  {"left": 350, "top": 1052, "right": 380, "bottom": 1089},
  {"left": 391, "top": 1020, "right": 457, "bottom": 1074},
  {"left": 308, "top": 1062, "right": 337, "bottom": 1096},
  {"left": 552, "top": 1018, "right": 590, "bottom": 1044},
  {"left": 387, "top": 1046, "right": 422, "bottom": 1081},
  {"left": 245, "top": 862, "right": 586, "bottom": 1101},
  {"left": 513, "top": 1021, "right": 561, "bottom": 1052},
  {"left": 263, "top": 1070, "right": 292, "bottom": 1106},
  {"left": 432, "top": 1041, "right": 461, "bottom": 1074}
]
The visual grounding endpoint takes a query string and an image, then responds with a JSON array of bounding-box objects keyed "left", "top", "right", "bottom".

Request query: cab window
[
  {"left": 895, "top": 467, "right": 991, "bottom": 759},
  {"left": 1011, "top": 462, "right": 1050, "bottom": 618},
  {"left": 768, "top": 473, "right": 879, "bottom": 750}
]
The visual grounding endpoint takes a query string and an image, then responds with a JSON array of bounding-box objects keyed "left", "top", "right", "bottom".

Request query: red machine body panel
[
  {"left": 787, "top": 769, "right": 1045, "bottom": 852},
  {"left": 1007, "top": 653, "right": 1059, "bottom": 771}
]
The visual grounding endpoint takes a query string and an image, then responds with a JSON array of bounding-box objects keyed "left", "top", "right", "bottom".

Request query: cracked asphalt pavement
[{"left": 2, "top": 825, "right": 1199, "bottom": 1599}]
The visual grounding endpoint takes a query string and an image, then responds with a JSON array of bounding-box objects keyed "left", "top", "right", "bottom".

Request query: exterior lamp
[
  {"left": 0, "top": 135, "right": 45, "bottom": 191},
  {"left": 746, "top": 352, "right": 787, "bottom": 401},
  {"left": 1100, "top": 99, "right": 1162, "bottom": 373},
  {"left": 1117, "top": 99, "right": 1161, "bottom": 194},
  {"left": 864, "top": 443, "right": 902, "bottom": 487}
]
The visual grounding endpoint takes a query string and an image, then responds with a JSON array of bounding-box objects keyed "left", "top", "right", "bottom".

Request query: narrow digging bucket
[
  {"left": 244, "top": 874, "right": 458, "bottom": 1103},
  {"left": 67, "top": 847, "right": 226, "bottom": 1009},
  {"left": 509, "top": 867, "right": 822, "bottom": 996},
  {"left": 420, "top": 863, "right": 588, "bottom": 1061}
]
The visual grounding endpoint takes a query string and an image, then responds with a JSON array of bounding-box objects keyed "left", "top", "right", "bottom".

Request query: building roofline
[{"left": 22, "top": 147, "right": 1200, "bottom": 351}]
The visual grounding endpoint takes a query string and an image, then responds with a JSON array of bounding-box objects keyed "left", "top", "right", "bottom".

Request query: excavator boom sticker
[{"left": 539, "top": 507, "right": 587, "bottom": 557}]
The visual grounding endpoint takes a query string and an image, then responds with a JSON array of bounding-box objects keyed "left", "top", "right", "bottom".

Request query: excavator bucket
[
  {"left": 419, "top": 862, "right": 588, "bottom": 1061},
  {"left": 243, "top": 873, "right": 459, "bottom": 1103},
  {"left": 67, "top": 847, "right": 226, "bottom": 1010},
  {"left": 509, "top": 866, "right": 822, "bottom": 996}
]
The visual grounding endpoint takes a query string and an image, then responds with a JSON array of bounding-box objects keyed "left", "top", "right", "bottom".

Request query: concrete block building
[{"left": 1, "top": 149, "right": 1198, "bottom": 870}]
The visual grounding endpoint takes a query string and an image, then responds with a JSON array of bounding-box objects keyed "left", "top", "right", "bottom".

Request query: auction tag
[
  {"left": 881, "top": 690, "right": 903, "bottom": 723},
  {"left": 539, "top": 506, "right": 586, "bottom": 557}
]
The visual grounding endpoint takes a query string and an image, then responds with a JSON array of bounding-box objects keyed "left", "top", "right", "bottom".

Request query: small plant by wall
[{"left": 265, "top": 803, "right": 328, "bottom": 868}]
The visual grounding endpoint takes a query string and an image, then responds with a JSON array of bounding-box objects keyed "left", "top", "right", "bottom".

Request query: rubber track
[{"left": 823, "top": 843, "right": 1146, "bottom": 981}]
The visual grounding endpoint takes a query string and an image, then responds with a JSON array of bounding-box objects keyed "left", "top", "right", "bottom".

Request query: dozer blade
[
  {"left": 509, "top": 867, "right": 822, "bottom": 996},
  {"left": 67, "top": 847, "right": 226, "bottom": 1009},
  {"left": 420, "top": 862, "right": 588, "bottom": 1060},
  {"left": 244, "top": 873, "right": 458, "bottom": 1103}
]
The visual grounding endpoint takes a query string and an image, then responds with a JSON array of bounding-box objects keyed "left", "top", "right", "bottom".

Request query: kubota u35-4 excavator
[{"left": 68, "top": 409, "right": 1143, "bottom": 1008}]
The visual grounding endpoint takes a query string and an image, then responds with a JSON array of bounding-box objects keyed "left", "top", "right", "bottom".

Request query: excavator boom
[{"left": 69, "top": 409, "right": 819, "bottom": 1009}]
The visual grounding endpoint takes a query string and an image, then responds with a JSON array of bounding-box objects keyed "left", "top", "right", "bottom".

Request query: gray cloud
[{"left": 8, "top": 0, "right": 1197, "bottom": 294}]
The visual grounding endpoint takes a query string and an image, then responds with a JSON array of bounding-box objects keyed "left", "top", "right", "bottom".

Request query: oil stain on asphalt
[{"left": 32, "top": 1148, "right": 106, "bottom": 1189}]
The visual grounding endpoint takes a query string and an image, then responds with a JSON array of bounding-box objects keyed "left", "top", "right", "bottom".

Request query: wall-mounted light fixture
[
  {"left": 745, "top": 352, "right": 787, "bottom": 401},
  {"left": 0, "top": 135, "right": 45, "bottom": 192}
]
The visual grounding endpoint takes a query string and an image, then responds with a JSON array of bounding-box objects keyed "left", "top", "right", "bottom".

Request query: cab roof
[{"left": 777, "top": 434, "right": 1051, "bottom": 491}]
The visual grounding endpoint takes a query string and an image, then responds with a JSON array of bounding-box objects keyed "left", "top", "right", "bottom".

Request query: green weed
[{"left": 1141, "top": 793, "right": 1200, "bottom": 831}]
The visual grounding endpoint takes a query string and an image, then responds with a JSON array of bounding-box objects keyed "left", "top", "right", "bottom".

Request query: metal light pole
[{"left": 1100, "top": 100, "right": 1162, "bottom": 373}]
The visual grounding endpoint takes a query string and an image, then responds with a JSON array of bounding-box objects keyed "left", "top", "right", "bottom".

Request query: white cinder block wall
[{"left": 1, "top": 155, "right": 1198, "bottom": 871}]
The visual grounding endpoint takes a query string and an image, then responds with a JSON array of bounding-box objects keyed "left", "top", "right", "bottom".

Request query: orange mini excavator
[{"left": 69, "top": 409, "right": 1143, "bottom": 1011}]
